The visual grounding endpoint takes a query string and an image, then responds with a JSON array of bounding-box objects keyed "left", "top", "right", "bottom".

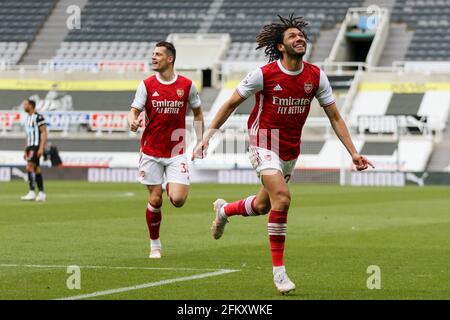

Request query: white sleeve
[
  {"left": 236, "top": 68, "right": 264, "bottom": 99},
  {"left": 188, "top": 82, "right": 201, "bottom": 108},
  {"left": 131, "top": 81, "right": 147, "bottom": 111},
  {"left": 315, "top": 70, "right": 335, "bottom": 107}
]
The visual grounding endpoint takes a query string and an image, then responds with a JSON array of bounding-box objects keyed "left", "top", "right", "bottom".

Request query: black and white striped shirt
[{"left": 25, "top": 113, "right": 46, "bottom": 147}]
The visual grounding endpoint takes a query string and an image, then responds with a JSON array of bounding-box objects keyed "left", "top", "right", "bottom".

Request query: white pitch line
[
  {"left": 56, "top": 269, "right": 239, "bottom": 300},
  {"left": 0, "top": 264, "right": 223, "bottom": 272},
  {"left": 0, "top": 192, "right": 136, "bottom": 201}
]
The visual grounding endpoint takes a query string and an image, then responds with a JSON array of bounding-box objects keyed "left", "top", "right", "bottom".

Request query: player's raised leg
[
  {"left": 165, "top": 154, "right": 190, "bottom": 208},
  {"left": 166, "top": 182, "right": 189, "bottom": 207},
  {"left": 261, "top": 170, "right": 296, "bottom": 294},
  {"left": 146, "top": 185, "right": 163, "bottom": 259},
  {"left": 211, "top": 186, "right": 271, "bottom": 239}
]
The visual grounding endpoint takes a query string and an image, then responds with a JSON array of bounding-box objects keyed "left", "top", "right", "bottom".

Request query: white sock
[
  {"left": 273, "top": 265, "right": 286, "bottom": 275},
  {"left": 150, "top": 238, "right": 161, "bottom": 249},
  {"left": 219, "top": 205, "right": 227, "bottom": 220}
]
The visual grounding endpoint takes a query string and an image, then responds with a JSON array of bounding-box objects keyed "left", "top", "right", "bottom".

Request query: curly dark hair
[{"left": 256, "top": 14, "right": 308, "bottom": 62}]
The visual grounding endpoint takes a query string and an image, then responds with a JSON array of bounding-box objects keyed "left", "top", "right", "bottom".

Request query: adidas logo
[
  {"left": 152, "top": 91, "right": 160, "bottom": 97},
  {"left": 274, "top": 84, "right": 283, "bottom": 91}
]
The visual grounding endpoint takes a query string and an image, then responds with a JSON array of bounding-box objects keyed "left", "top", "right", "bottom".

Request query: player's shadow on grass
[{"left": 279, "top": 292, "right": 306, "bottom": 299}]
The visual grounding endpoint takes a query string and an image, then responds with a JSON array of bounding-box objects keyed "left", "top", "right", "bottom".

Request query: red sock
[
  {"left": 268, "top": 209, "right": 288, "bottom": 267},
  {"left": 146, "top": 202, "right": 162, "bottom": 240},
  {"left": 223, "top": 195, "right": 257, "bottom": 217}
]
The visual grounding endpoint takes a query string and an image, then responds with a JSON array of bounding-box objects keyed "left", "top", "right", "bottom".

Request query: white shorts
[
  {"left": 248, "top": 146, "right": 297, "bottom": 182},
  {"left": 138, "top": 153, "right": 190, "bottom": 185}
]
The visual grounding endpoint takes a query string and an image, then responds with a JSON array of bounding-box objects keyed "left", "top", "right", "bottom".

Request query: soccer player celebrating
[
  {"left": 193, "top": 15, "right": 374, "bottom": 293},
  {"left": 21, "top": 99, "right": 47, "bottom": 201},
  {"left": 128, "top": 42, "right": 204, "bottom": 259}
]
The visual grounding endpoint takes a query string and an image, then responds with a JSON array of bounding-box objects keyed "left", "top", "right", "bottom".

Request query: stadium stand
[
  {"left": 1, "top": 0, "right": 450, "bottom": 182},
  {"left": 0, "top": 0, "right": 56, "bottom": 64},
  {"left": 50, "top": 0, "right": 363, "bottom": 62},
  {"left": 52, "top": 0, "right": 213, "bottom": 61},
  {"left": 349, "top": 77, "right": 450, "bottom": 133},
  {"left": 65, "top": 0, "right": 213, "bottom": 42},
  {"left": 207, "top": 0, "right": 361, "bottom": 61},
  {"left": 0, "top": 42, "right": 28, "bottom": 65},
  {"left": 391, "top": 0, "right": 450, "bottom": 61},
  {"left": 54, "top": 41, "right": 156, "bottom": 60},
  {"left": 2, "top": 0, "right": 450, "bottom": 65},
  {"left": 209, "top": 1, "right": 360, "bottom": 41},
  {"left": 0, "top": 1, "right": 56, "bottom": 42}
]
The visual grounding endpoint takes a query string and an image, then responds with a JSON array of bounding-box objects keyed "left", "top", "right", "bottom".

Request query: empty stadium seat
[
  {"left": 54, "top": 41, "right": 156, "bottom": 61},
  {"left": 391, "top": 0, "right": 450, "bottom": 61},
  {"left": 50, "top": 0, "right": 364, "bottom": 62},
  {"left": 0, "top": 0, "right": 56, "bottom": 64},
  {"left": 0, "top": 42, "right": 28, "bottom": 64},
  {"left": 65, "top": 0, "right": 213, "bottom": 42}
]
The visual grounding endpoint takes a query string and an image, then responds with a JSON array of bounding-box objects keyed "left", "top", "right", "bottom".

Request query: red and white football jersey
[
  {"left": 236, "top": 60, "right": 335, "bottom": 161},
  {"left": 131, "top": 73, "right": 201, "bottom": 158}
]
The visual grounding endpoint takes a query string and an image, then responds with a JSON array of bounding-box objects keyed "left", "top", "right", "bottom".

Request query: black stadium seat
[
  {"left": 391, "top": 0, "right": 450, "bottom": 61},
  {"left": 0, "top": 2, "right": 55, "bottom": 40}
]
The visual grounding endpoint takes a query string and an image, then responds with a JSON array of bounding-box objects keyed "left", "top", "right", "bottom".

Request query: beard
[{"left": 284, "top": 44, "right": 306, "bottom": 59}]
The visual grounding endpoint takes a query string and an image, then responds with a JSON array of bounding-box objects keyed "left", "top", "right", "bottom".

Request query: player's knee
[
  {"left": 170, "top": 196, "right": 186, "bottom": 208},
  {"left": 254, "top": 202, "right": 270, "bottom": 215},
  {"left": 149, "top": 195, "right": 162, "bottom": 208},
  {"left": 274, "top": 191, "right": 291, "bottom": 210}
]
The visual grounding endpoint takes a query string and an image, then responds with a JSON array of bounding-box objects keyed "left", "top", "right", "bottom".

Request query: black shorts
[{"left": 25, "top": 146, "right": 40, "bottom": 166}]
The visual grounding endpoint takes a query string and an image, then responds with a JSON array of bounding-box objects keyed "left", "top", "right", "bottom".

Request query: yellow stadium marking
[
  {"left": 0, "top": 79, "right": 202, "bottom": 92},
  {"left": 223, "top": 80, "right": 241, "bottom": 90},
  {"left": 359, "top": 82, "right": 450, "bottom": 93},
  {"left": 226, "top": 80, "right": 450, "bottom": 93},
  {"left": 0, "top": 79, "right": 140, "bottom": 91}
]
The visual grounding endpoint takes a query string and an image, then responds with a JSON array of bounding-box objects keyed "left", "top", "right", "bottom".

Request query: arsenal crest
[
  {"left": 304, "top": 82, "right": 313, "bottom": 94},
  {"left": 176, "top": 89, "right": 184, "bottom": 98}
]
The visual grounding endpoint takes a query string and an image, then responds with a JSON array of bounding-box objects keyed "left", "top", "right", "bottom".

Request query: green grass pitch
[{"left": 0, "top": 181, "right": 449, "bottom": 300}]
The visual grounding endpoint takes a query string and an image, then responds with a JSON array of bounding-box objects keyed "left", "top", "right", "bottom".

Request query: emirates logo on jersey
[
  {"left": 273, "top": 96, "right": 310, "bottom": 115},
  {"left": 304, "top": 82, "right": 313, "bottom": 94},
  {"left": 176, "top": 89, "right": 184, "bottom": 98}
]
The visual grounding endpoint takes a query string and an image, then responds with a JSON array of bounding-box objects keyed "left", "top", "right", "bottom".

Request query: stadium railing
[{"left": 327, "top": 7, "right": 390, "bottom": 67}]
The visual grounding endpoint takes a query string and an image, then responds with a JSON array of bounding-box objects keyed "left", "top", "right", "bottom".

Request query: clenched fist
[{"left": 130, "top": 119, "right": 143, "bottom": 132}]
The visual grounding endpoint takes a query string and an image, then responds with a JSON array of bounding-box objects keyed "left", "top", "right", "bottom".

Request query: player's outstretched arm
[
  {"left": 128, "top": 107, "right": 142, "bottom": 132},
  {"left": 323, "top": 103, "right": 374, "bottom": 171},
  {"left": 192, "top": 90, "right": 246, "bottom": 159}
]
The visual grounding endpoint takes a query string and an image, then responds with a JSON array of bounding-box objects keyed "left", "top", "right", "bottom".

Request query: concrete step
[
  {"left": 23, "top": 50, "right": 58, "bottom": 56},
  {"left": 309, "top": 24, "right": 341, "bottom": 63},
  {"left": 378, "top": 23, "right": 413, "bottom": 66}
]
